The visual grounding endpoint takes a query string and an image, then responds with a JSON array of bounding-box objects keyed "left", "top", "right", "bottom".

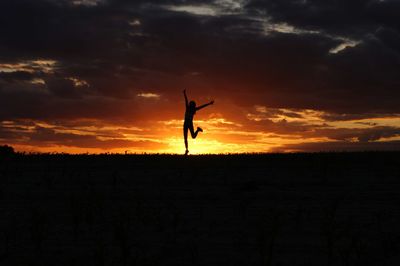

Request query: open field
[{"left": 0, "top": 152, "right": 400, "bottom": 266}]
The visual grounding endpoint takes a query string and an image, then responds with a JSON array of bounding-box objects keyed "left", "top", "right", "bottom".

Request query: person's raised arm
[
  {"left": 196, "top": 100, "right": 214, "bottom": 111},
  {"left": 183, "top": 89, "right": 188, "bottom": 107}
]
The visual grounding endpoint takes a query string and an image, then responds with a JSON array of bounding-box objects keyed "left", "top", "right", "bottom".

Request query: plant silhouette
[{"left": 183, "top": 89, "right": 214, "bottom": 155}]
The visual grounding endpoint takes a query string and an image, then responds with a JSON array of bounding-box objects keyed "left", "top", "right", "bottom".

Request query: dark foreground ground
[{"left": 0, "top": 152, "right": 400, "bottom": 266}]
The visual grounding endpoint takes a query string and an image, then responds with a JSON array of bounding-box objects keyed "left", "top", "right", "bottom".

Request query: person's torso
[{"left": 185, "top": 108, "right": 196, "bottom": 122}]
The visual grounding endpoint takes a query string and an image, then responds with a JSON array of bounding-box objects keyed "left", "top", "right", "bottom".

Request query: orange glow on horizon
[{"left": 2, "top": 106, "right": 400, "bottom": 154}]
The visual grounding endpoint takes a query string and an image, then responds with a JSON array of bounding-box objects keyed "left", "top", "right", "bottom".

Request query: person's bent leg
[
  {"left": 189, "top": 123, "right": 200, "bottom": 139},
  {"left": 192, "top": 126, "right": 203, "bottom": 139}
]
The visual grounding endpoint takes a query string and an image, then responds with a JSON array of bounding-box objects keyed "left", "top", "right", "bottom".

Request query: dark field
[{"left": 1, "top": 153, "right": 400, "bottom": 266}]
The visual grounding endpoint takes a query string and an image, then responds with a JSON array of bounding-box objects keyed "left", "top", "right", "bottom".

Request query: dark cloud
[
  {"left": 309, "top": 126, "right": 400, "bottom": 142},
  {"left": 45, "top": 77, "right": 81, "bottom": 98},
  {"left": 246, "top": 0, "right": 400, "bottom": 37},
  {"left": 321, "top": 113, "right": 399, "bottom": 122},
  {"left": 0, "top": 71, "right": 35, "bottom": 82},
  {"left": 0, "top": 124, "right": 167, "bottom": 150},
  {"left": 1, "top": 0, "right": 399, "bottom": 113}
]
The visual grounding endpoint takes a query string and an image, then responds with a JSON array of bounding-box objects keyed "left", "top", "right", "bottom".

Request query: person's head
[{"left": 189, "top": 100, "right": 196, "bottom": 110}]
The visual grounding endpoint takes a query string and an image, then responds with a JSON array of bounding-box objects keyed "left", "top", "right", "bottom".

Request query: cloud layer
[{"left": 1, "top": 0, "right": 400, "bottom": 153}]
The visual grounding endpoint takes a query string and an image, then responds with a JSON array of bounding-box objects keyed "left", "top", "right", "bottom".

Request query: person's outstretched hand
[{"left": 210, "top": 100, "right": 214, "bottom": 105}]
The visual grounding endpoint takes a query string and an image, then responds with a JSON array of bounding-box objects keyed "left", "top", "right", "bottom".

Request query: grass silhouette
[{"left": 0, "top": 152, "right": 399, "bottom": 265}]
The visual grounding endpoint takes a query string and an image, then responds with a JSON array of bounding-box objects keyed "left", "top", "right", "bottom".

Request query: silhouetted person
[{"left": 183, "top": 89, "right": 214, "bottom": 155}]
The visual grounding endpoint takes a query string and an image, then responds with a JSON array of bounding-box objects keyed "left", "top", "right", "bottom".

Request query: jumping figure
[{"left": 183, "top": 89, "right": 214, "bottom": 155}]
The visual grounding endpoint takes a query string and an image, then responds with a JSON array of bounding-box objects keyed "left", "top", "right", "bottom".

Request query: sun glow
[
  {"left": 158, "top": 137, "right": 273, "bottom": 154},
  {"left": 3, "top": 105, "right": 400, "bottom": 154}
]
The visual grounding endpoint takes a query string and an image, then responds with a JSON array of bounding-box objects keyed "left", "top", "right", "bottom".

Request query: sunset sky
[{"left": 1, "top": 0, "right": 400, "bottom": 153}]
